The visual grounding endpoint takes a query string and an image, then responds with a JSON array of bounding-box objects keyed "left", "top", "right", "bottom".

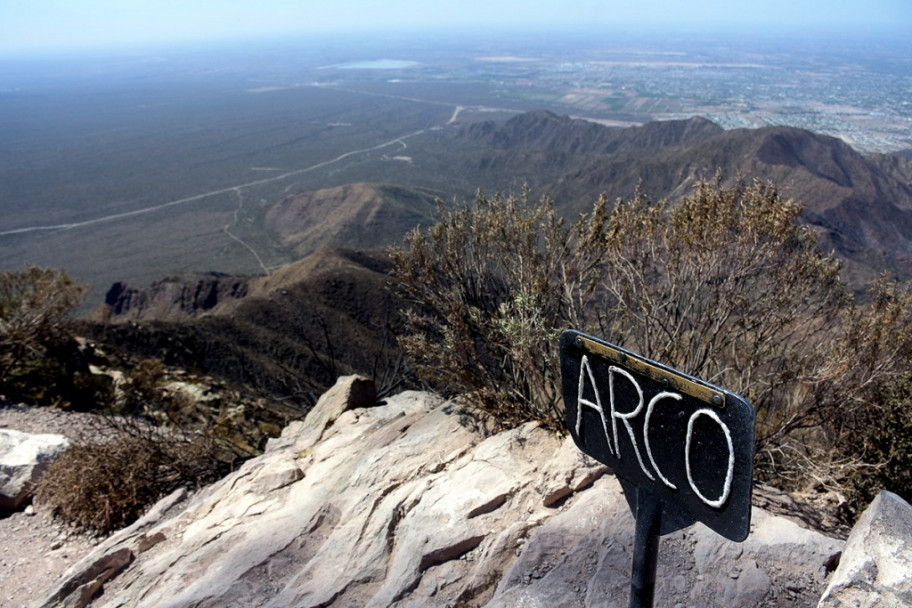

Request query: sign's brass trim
[{"left": 576, "top": 336, "right": 724, "bottom": 406}]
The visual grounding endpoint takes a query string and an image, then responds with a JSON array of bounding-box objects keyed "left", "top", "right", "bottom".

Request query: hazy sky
[{"left": 1, "top": 0, "right": 910, "bottom": 55}]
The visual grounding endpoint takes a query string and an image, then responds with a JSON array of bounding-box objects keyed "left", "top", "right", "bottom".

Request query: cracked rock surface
[{"left": 31, "top": 376, "right": 847, "bottom": 607}]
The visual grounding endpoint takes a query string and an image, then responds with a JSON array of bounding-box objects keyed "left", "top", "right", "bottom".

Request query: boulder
[
  {"left": 0, "top": 428, "right": 70, "bottom": 513},
  {"left": 37, "top": 548, "right": 135, "bottom": 608},
  {"left": 818, "top": 490, "right": 912, "bottom": 607},
  {"left": 38, "top": 376, "right": 847, "bottom": 607}
]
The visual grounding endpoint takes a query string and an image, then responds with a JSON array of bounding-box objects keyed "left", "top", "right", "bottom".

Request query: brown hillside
[
  {"left": 264, "top": 183, "right": 438, "bottom": 255},
  {"left": 96, "top": 248, "right": 405, "bottom": 406}
]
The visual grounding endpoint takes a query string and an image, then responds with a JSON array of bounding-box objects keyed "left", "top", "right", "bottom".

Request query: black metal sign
[{"left": 560, "top": 329, "right": 755, "bottom": 542}]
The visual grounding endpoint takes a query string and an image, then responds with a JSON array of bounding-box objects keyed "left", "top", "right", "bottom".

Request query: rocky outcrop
[
  {"left": 39, "top": 376, "right": 847, "bottom": 607},
  {"left": 818, "top": 491, "right": 912, "bottom": 607},
  {"left": 0, "top": 429, "right": 69, "bottom": 513},
  {"left": 104, "top": 274, "right": 249, "bottom": 320}
]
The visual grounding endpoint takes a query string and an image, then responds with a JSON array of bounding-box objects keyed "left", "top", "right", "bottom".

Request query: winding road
[
  {"left": 0, "top": 87, "right": 528, "bottom": 277},
  {"left": 0, "top": 126, "right": 431, "bottom": 238}
]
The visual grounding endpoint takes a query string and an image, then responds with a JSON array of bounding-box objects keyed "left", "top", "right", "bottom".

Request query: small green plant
[{"left": 117, "top": 357, "right": 166, "bottom": 416}]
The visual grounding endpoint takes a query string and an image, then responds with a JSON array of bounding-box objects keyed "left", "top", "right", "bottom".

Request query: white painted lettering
[
  {"left": 608, "top": 366, "right": 654, "bottom": 482},
  {"left": 643, "top": 391, "right": 682, "bottom": 491},
  {"left": 575, "top": 355, "right": 614, "bottom": 455},
  {"left": 574, "top": 359, "right": 737, "bottom": 509},
  {"left": 685, "top": 409, "right": 734, "bottom": 508}
]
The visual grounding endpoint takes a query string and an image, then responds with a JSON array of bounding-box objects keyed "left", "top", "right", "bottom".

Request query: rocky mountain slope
[
  {"left": 264, "top": 183, "right": 438, "bottom": 256},
  {"left": 34, "top": 376, "right": 873, "bottom": 608},
  {"left": 95, "top": 248, "right": 403, "bottom": 406},
  {"left": 446, "top": 112, "right": 912, "bottom": 285}
]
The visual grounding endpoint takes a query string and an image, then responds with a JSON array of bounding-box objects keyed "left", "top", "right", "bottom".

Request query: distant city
[
  {"left": 3, "top": 29, "right": 909, "bottom": 155},
  {"left": 296, "top": 29, "right": 912, "bottom": 154}
]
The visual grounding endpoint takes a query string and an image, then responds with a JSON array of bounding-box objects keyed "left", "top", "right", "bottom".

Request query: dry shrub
[
  {"left": 822, "top": 280, "right": 912, "bottom": 509},
  {"left": 36, "top": 425, "right": 233, "bottom": 534},
  {"left": 391, "top": 188, "right": 589, "bottom": 430},
  {"left": 592, "top": 179, "right": 846, "bottom": 459},
  {"left": 0, "top": 266, "right": 84, "bottom": 374},
  {"left": 0, "top": 266, "right": 92, "bottom": 406},
  {"left": 851, "top": 375, "right": 912, "bottom": 511},
  {"left": 36, "top": 437, "right": 159, "bottom": 533},
  {"left": 36, "top": 360, "right": 240, "bottom": 534},
  {"left": 391, "top": 178, "right": 912, "bottom": 513}
]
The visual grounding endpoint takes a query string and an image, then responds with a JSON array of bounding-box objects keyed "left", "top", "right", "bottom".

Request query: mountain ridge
[
  {"left": 463, "top": 111, "right": 723, "bottom": 156},
  {"left": 440, "top": 113, "right": 912, "bottom": 284},
  {"left": 94, "top": 113, "right": 912, "bottom": 408}
]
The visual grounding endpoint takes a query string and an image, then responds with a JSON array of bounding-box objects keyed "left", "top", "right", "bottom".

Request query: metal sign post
[
  {"left": 559, "top": 330, "right": 756, "bottom": 607},
  {"left": 630, "top": 485, "right": 662, "bottom": 608}
]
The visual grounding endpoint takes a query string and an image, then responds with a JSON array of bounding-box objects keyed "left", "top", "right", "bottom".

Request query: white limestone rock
[
  {"left": 818, "top": 491, "right": 912, "bottom": 608},
  {"left": 0, "top": 428, "right": 70, "bottom": 512},
  {"left": 37, "top": 376, "right": 852, "bottom": 608}
]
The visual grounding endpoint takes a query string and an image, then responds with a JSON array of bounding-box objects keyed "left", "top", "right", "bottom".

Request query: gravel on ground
[{"left": 0, "top": 403, "right": 108, "bottom": 608}]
